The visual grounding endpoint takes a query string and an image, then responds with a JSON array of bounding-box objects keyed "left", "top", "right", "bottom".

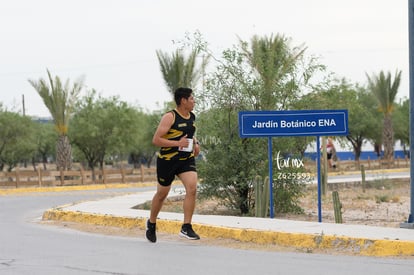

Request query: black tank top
[{"left": 158, "top": 109, "right": 196, "bottom": 160}]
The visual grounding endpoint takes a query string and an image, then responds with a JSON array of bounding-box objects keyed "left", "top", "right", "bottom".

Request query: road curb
[{"left": 42, "top": 208, "right": 414, "bottom": 257}]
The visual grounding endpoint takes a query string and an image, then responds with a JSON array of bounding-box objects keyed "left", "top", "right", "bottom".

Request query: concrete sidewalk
[{"left": 42, "top": 187, "right": 414, "bottom": 257}]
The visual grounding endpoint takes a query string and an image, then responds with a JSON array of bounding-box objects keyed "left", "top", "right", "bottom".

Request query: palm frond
[
  {"left": 28, "top": 69, "right": 84, "bottom": 135},
  {"left": 366, "top": 70, "right": 401, "bottom": 115},
  {"left": 156, "top": 48, "right": 205, "bottom": 95}
]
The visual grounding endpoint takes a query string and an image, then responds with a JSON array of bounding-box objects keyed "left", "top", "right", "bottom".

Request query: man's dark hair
[{"left": 174, "top": 87, "right": 193, "bottom": 106}]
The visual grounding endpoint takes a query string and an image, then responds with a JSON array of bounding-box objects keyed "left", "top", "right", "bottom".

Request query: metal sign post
[
  {"left": 316, "top": 136, "right": 321, "bottom": 222},
  {"left": 401, "top": 0, "right": 414, "bottom": 229},
  {"left": 239, "top": 109, "right": 349, "bottom": 221},
  {"left": 268, "top": 136, "right": 274, "bottom": 218}
]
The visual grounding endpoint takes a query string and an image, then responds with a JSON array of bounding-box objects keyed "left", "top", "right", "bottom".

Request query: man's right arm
[{"left": 152, "top": 112, "right": 189, "bottom": 148}]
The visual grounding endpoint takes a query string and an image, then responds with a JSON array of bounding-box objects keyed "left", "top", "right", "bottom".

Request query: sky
[{"left": 0, "top": 0, "right": 408, "bottom": 117}]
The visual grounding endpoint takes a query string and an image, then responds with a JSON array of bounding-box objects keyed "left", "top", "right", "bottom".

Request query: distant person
[
  {"left": 146, "top": 87, "right": 201, "bottom": 243},
  {"left": 321, "top": 137, "right": 336, "bottom": 168},
  {"left": 326, "top": 138, "right": 337, "bottom": 168}
]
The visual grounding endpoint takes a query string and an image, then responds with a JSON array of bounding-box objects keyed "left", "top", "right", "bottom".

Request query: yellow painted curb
[
  {"left": 42, "top": 209, "right": 414, "bottom": 257},
  {"left": 0, "top": 182, "right": 158, "bottom": 196},
  {"left": 0, "top": 180, "right": 185, "bottom": 196}
]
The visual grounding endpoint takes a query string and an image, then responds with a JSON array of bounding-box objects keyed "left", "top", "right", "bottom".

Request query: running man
[{"left": 146, "top": 87, "right": 200, "bottom": 243}]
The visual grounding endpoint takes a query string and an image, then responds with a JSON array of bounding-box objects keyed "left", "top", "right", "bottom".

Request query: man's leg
[
  {"left": 146, "top": 183, "right": 171, "bottom": 243},
  {"left": 178, "top": 171, "right": 198, "bottom": 224},
  {"left": 178, "top": 171, "right": 200, "bottom": 240},
  {"left": 149, "top": 184, "right": 171, "bottom": 223}
]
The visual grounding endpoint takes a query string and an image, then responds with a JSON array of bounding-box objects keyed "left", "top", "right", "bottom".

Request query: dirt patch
[{"left": 299, "top": 179, "right": 411, "bottom": 227}]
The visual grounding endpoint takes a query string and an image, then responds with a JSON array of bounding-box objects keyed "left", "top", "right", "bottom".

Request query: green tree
[
  {"left": 198, "top": 107, "right": 267, "bottom": 214},
  {"left": 393, "top": 98, "right": 409, "bottom": 155},
  {"left": 0, "top": 111, "right": 36, "bottom": 171},
  {"left": 33, "top": 122, "right": 57, "bottom": 170},
  {"left": 69, "top": 92, "right": 141, "bottom": 177},
  {"left": 299, "top": 79, "right": 381, "bottom": 161},
  {"left": 357, "top": 87, "right": 384, "bottom": 158},
  {"left": 196, "top": 45, "right": 266, "bottom": 214},
  {"left": 197, "top": 34, "right": 324, "bottom": 215},
  {"left": 366, "top": 70, "right": 401, "bottom": 161},
  {"left": 129, "top": 111, "right": 158, "bottom": 168},
  {"left": 28, "top": 69, "right": 84, "bottom": 170}
]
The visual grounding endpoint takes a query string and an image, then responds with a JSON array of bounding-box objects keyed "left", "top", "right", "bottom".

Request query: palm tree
[
  {"left": 366, "top": 70, "right": 402, "bottom": 161},
  {"left": 28, "top": 69, "right": 84, "bottom": 170},
  {"left": 241, "top": 34, "right": 306, "bottom": 110},
  {"left": 156, "top": 48, "right": 207, "bottom": 96}
]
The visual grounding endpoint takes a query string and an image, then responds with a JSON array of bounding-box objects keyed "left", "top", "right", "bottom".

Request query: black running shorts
[{"left": 156, "top": 157, "right": 196, "bottom": 186}]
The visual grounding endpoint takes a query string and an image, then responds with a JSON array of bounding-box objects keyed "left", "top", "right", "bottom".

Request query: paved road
[{"left": 1, "top": 188, "right": 414, "bottom": 275}]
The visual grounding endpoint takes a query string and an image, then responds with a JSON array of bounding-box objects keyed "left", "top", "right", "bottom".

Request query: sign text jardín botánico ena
[{"left": 239, "top": 109, "right": 349, "bottom": 138}]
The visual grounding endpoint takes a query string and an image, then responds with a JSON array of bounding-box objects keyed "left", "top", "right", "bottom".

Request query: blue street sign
[
  {"left": 239, "top": 109, "right": 349, "bottom": 137},
  {"left": 238, "top": 109, "right": 349, "bottom": 221}
]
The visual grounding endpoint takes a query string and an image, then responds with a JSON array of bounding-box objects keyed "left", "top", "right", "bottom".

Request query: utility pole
[
  {"left": 401, "top": 0, "right": 414, "bottom": 229},
  {"left": 22, "top": 94, "right": 26, "bottom": 116}
]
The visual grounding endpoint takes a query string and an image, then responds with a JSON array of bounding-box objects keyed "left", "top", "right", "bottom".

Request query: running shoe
[
  {"left": 146, "top": 220, "right": 157, "bottom": 243},
  {"left": 179, "top": 223, "right": 200, "bottom": 240}
]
